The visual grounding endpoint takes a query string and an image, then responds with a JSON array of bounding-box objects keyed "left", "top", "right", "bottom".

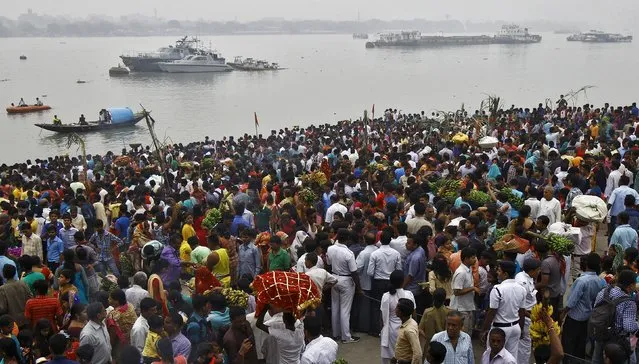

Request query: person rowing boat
[{"left": 18, "top": 98, "right": 26, "bottom": 107}]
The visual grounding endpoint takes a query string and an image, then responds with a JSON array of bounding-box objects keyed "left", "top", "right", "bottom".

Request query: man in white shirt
[
  {"left": 389, "top": 222, "right": 409, "bottom": 261},
  {"left": 451, "top": 247, "right": 478, "bottom": 334},
  {"left": 367, "top": 229, "right": 402, "bottom": 336},
  {"left": 295, "top": 240, "right": 324, "bottom": 273},
  {"left": 481, "top": 328, "right": 517, "bottom": 364},
  {"left": 538, "top": 186, "right": 561, "bottom": 225},
  {"left": 125, "top": 272, "right": 150, "bottom": 315},
  {"left": 130, "top": 297, "right": 157, "bottom": 352},
  {"left": 524, "top": 187, "right": 541, "bottom": 220},
  {"left": 304, "top": 253, "right": 337, "bottom": 291},
  {"left": 325, "top": 195, "right": 347, "bottom": 224},
  {"left": 326, "top": 229, "right": 362, "bottom": 344},
  {"left": 605, "top": 160, "right": 634, "bottom": 197},
  {"left": 256, "top": 306, "right": 305, "bottom": 364},
  {"left": 514, "top": 258, "right": 541, "bottom": 364},
  {"left": 301, "top": 316, "right": 338, "bottom": 364},
  {"left": 481, "top": 261, "right": 527, "bottom": 359},
  {"left": 354, "top": 232, "right": 378, "bottom": 334}
]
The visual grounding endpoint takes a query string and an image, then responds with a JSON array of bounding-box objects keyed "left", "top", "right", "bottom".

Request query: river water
[{"left": 1, "top": 33, "right": 638, "bottom": 162}]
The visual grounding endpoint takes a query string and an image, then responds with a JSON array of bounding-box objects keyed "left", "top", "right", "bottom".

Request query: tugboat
[
  {"left": 109, "top": 64, "right": 130, "bottom": 76},
  {"left": 228, "top": 57, "right": 282, "bottom": 71},
  {"left": 353, "top": 33, "right": 369, "bottom": 39},
  {"left": 19, "top": 55, "right": 27, "bottom": 60},
  {"left": 120, "top": 36, "right": 206, "bottom": 72}
]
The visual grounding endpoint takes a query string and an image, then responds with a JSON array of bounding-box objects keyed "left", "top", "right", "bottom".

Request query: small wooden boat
[
  {"left": 35, "top": 112, "right": 146, "bottom": 133},
  {"left": 6, "top": 105, "right": 52, "bottom": 114}
]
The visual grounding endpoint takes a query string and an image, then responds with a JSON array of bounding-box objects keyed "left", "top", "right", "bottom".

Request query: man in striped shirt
[{"left": 24, "top": 279, "right": 63, "bottom": 330}]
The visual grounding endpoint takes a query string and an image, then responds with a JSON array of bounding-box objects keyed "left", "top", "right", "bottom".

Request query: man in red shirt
[{"left": 24, "top": 279, "right": 63, "bottom": 331}]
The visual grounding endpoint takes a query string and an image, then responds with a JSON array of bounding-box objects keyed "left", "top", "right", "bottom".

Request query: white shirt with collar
[
  {"left": 267, "top": 319, "right": 305, "bottom": 364},
  {"left": 301, "top": 335, "right": 338, "bottom": 364},
  {"left": 514, "top": 271, "right": 537, "bottom": 311},
  {"left": 489, "top": 278, "right": 526, "bottom": 324},
  {"left": 367, "top": 244, "right": 402, "bottom": 280},
  {"left": 538, "top": 198, "right": 561, "bottom": 225},
  {"left": 389, "top": 235, "right": 409, "bottom": 261},
  {"left": 325, "top": 202, "right": 347, "bottom": 224},
  {"left": 481, "top": 347, "right": 517, "bottom": 364},
  {"left": 356, "top": 245, "right": 378, "bottom": 291},
  {"left": 295, "top": 253, "right": 324, "bottom": 273},
  {"left": 451, "top": 263, "right": 475, "bottom": 312},
  {"left": 326, "top": 241, "right": 357, "bottom": 276},
  {"left": 305, "top": 266, "right": 337, "bottom": 291},
  {"left": 130, "top": 315, "right": 149, "bottom": 353}
]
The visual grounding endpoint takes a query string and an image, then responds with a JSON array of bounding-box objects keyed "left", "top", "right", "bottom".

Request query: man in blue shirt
[
  {"left": 230, "top": 203, "right": 250, "bottom": 237},
  {"left": 238, "top": 228, "right": 261, "bottom": 280},
  {"left": 59, "top": 213, "right": 78, "bottom": 249},
  {"left": 403, "top": 234, "right": 426, "bottom": 313},
  {"left": 114, "top": 206, "right": 130, "bottom": 241},
  {"left": 0, "top": 242, "right": 18, "bottom": 284},
  {"left": 45, "top": 224, "right": 65, "bottom": 273},
  {"left": 610, "top": 212, "right": 638, "bottom": 250},
  {"left": 561, "top": 252, "right": 606, "bottom": 361}
]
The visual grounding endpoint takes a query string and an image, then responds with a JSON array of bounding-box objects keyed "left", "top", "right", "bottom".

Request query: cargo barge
[{"left": 365, "top": 24, "right": 541, "bottom": 48}]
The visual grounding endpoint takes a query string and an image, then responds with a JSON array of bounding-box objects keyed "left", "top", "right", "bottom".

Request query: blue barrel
[{"left": 107, "top": 107, "right": 134, "bottom": 124}]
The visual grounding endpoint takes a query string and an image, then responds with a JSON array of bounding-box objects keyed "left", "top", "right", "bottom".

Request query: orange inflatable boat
[{"left": 6, "top": 105, "right": 51, "bottom": 114}]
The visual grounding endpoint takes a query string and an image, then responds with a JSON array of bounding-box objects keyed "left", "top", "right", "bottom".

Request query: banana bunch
[
  {"left": 221, "top": 288, "right": 249, "bottom": 309},
  {"left": 501, "top": 188, "right": 524, "bottom": 210},
  {"left": 202, "top": 208, "right": 222, "bottom": 231},
  {"left": 436, "top": 179, "right": 462, "bottom": 203},
  {"left": 529, "top": 303, "right": 560, "bottom": 348},
  {"left": 546, "top": 233, "right": 575, "bottom": 256},
  {"left": 299, "top": 188, "right": 317, "bottom": 204},
  {"left": 468, "top": 190, "right": 491, "bottom": 206},
  {"left": 494, "top": 227, "right": 509, "bottom": 242}
]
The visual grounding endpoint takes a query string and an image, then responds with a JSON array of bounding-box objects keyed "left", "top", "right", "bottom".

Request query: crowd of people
[{"left": 0, "top": 97, "right": 637, "bottom": 364}]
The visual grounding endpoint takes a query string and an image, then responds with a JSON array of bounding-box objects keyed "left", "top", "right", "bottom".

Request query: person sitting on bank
[
  {"left": 79, "top": 114, "right": 88, "bottom": 125},
  {"left": 53, "top": 115, "right": 62, "bottom": 125},
  {"left": 18, "top": 98, "right": 26, "bottom": 107},
  {"left": 35, "top": 98, "right": 43, "bottom": 106}
]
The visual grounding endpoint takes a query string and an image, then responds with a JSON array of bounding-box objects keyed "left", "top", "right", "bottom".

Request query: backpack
[{"left": 587, "top": 286, "right": 631, "bottom": 342}]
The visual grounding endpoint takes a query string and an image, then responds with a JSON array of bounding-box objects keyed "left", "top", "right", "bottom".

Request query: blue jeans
[{"left": 95, "top": 259, "right": 120, "bottom": 277}]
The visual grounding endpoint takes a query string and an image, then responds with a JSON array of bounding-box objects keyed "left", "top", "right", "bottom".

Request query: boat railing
[{"left": 121, "top": 50, "right": 163, "bottom": 58}]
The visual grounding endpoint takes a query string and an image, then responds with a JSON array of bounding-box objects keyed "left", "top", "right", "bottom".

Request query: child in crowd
[{"left": 142, "top": 315, "right": 165, "bottom": 363}]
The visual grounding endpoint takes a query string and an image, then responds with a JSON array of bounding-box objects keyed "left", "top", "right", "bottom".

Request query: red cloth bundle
[
  {"left": 195, "top": 266, "right": 222, "bottom": 295},
  {"left": 252, "top": 271, "right": 322, "bottom": 318}
]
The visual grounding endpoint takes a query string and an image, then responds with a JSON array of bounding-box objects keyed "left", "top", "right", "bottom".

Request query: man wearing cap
[
  {"left": 514, "top": 258, "right": 541, "bottom": 363},
  {"left": 481, "top": 260, "right": 526, "bottom": 359}
]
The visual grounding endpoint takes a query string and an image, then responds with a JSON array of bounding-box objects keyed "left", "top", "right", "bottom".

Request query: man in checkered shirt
[{"left": 590, "top": 269, "right": 639, "bottom": 364}]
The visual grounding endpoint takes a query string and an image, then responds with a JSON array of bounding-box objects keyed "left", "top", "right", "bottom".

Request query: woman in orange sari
[{"left": 148, "top": 273, "right": 169, "bottom": 316}]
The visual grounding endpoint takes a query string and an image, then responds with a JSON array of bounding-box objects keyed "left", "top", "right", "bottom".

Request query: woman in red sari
[{"left": 193, "top": 205, "right": 207, "bottom": 247}]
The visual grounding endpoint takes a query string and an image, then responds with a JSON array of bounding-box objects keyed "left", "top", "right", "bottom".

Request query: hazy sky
[{"left": 7, "top": 0, "right": 637, "bottom": 28}]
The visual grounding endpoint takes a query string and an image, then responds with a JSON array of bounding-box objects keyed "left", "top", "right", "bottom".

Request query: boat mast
[{"left": 140, "top": 105, "right": 171, "bottom": 192}]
